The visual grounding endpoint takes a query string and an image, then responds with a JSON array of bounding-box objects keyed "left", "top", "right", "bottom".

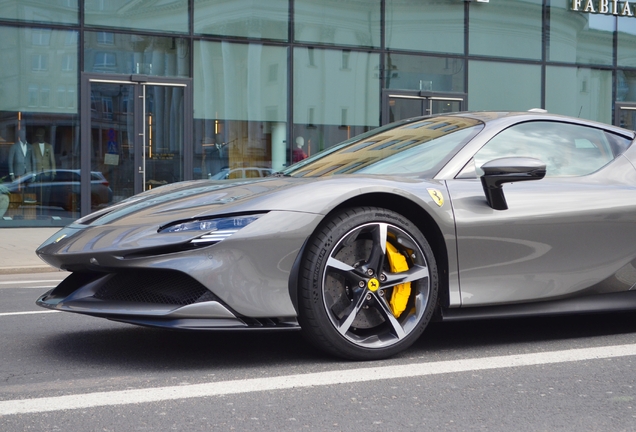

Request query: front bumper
[{"left": 36, "top": 211, "right": 323, "bottom": 319}]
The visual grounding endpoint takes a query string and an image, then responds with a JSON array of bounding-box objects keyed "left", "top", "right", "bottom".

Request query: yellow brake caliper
[{"left": 386, "top": 242, "right": 411, "bottom": 318}]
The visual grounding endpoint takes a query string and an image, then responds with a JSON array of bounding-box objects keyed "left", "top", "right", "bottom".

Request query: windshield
[{"left": 282, "top": 116, "right": 483, "bottom": 178}]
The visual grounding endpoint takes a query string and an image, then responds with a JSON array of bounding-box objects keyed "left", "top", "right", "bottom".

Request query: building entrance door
[
  {"left": 616, "top": 103, "right": 636, "bottom": 130},
  {"left": 382, "top": 91, "right": 465, "bottom": 124},
  {"left": 82, "top": 76, "right": 191, "bottom": 211}
]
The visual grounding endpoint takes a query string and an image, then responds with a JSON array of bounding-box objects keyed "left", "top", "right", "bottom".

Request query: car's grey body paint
[
  {"left": 440, "top": 113, "right": 636, "bottom": 308},
  {"left": 447, "top": 155, "right": 636, "bottom": 307},
  {"left": 37, "top": 176, "right": 453, "bottom": 319},
  {"left": 36, "top": 111, "right": 636, "bottom": 327}
]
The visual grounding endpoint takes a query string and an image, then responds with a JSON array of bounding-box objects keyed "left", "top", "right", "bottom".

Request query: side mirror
[{"left": 480, "top": 157, "right": 546, "bottom": 210}]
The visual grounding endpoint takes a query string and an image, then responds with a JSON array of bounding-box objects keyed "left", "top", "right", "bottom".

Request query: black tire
[{"left": 298, "top": 207, "right": 438, "bottom": 360}]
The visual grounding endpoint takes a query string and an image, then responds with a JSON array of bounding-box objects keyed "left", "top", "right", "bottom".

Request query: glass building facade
[{"left": 0, "top": 0, "right": 634, "bottom": 227}]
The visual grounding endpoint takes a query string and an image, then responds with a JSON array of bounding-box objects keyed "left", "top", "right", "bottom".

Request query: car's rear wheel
[{"left": 298, "top": 207, "right": 438, "bottom": 360}]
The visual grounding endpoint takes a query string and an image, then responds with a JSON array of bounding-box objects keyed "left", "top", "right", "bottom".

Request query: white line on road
[
  {"left": 0, "top": 286, "right": 57, "bottom": 290},
  {"left": 1, "top": 343, "right": 636, "bottom": 416},
  {"left": 0, "top": 310, "right": 60, "bottom": 317},
  {"left": 0, "top": 280, "right": 64, "bottom": 285}
]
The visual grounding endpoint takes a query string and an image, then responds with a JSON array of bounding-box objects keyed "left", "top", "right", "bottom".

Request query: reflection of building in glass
[
  {"left": 292, "top": 117, "right": 480, "bottom": 177},
  {"left": 0, "top": 0, "right": 634, "bottom": 228}
]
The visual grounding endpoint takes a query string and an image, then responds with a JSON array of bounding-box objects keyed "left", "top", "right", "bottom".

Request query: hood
[
  {"left": 36, "top": 175, "right": 441, "bottom": 262},
  {"left": 73, "top": 174, "right": 433, "bottom": 229},
  {"left": 76, "top": 177, "right": 307, "bottom": 228}
]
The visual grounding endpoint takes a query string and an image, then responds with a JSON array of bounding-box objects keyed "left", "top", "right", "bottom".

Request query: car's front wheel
[{"left": 298, "top": 207, "right": 438, "bottom": 360}]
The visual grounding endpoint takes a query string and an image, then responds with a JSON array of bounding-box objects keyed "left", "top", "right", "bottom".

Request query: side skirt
[{"left": 441, "top": 291, "right": 636, "bottom": 321}]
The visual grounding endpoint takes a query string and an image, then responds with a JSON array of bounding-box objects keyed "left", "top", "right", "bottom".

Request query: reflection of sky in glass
[
  {"left": 475, "top": 122, "right": 614, "bottom": 177},
  {"left": 588, "top": 14, "right": 616, "bottom": 32},
  {"left": 287, "top": 117, "right": 483, "bottom": 177},
  {"left": 359, "top": 126, "right": 481, "bottom": 175},
  {"left": 619, "top": 17, "right": 636, "bottom": 36}
]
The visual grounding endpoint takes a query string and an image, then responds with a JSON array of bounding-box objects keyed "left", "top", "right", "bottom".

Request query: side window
[
  {"left": 472, "top": 122, "right": 631, "bottom": 178},
  {"left": 55, "top": 171, "right": 75, "bottom": 182}
]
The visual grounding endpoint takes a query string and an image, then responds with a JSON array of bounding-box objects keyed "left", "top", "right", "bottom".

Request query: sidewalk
[{"left": 0, "top": 228, "right": 64, "bottom": 274}]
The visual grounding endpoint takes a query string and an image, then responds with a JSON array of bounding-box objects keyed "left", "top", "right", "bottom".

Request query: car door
[
  {"left": 445, "top": 120, "right": 636, "bottom": 307},
  {"left": 50, "top": 170, "right": 76, "bottom": 209}
]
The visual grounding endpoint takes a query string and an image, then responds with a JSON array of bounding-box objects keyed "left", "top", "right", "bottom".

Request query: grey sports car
[{"left": 36, "top": 111, "right": 636, "bottom": 360}]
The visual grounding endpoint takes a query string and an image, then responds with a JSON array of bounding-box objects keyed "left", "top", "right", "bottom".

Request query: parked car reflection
[
  {"left": 209, "top": 167, "right": 273, "bottom": 180},
  {"left": 5, "top": 169, "right": 113, "bottom": 211}
]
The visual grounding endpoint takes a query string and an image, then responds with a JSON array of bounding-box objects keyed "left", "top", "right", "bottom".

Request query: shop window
[
  {"left": 385, "top": 0, "right": 463, "bottom": 54},
  {"left": 293, "top": 47, "right": 380, "bottom": 160},
  {"left": 617, "top": 71, "right": 636, "bottom": 102},
  {"left": 546, "top": 66, "right": 612, "bottom": 124},
  {"left": 549, "top": 1, "right": 614, "bottom": 65},
  {"left": 194, "top": 0, "right": 288, "bottom": 41},
  {"left": 0, "top": 1, "right": 78, "bottom": 24},
  {"left": 0, "top": 26, "right": 80, "bottom": 227},
  {"left": 384, "top": 54, "right": 465, "bottom": 93},
  {"left": 468, "top": 60, "right": 541, "bottom": 111},
  {"left": 295, "top": 0, "right": 381, "bottom": 48},
  {"left": 0, "top": 115, "right": 81, "bottom": 227},
  {"left": 193, "top": 41, "right": 288, "bottom": 177},
  {"left": 618, "top": 16, "right": 636, "bottom": 67},
  {"left": 469, "top": 0, "right": 542, "bottom": 60},
  {"left": 85, "top": 0, "right": 188, "bottom": 34},
  {"left": 84, "top": 33, "right": 189, "bottom": 78}
]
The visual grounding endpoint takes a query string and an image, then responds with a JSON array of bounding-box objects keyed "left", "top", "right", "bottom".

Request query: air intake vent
[{"left": 93, "top": 270, "right": 212, "bottom": 306}]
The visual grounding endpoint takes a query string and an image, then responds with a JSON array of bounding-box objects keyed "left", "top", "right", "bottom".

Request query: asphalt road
[{"left": 2, "top": 272, "right": 636, "bottom": 431}]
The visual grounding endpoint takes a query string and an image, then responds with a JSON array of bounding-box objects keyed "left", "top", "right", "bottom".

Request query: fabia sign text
[{"left": 572, "top": 0, "right": 636, "bottom": 16}]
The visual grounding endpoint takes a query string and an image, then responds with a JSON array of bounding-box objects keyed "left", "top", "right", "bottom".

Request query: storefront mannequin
[
  {"left": 293, "top": 136, "right": 307, "bottom": 163},
  {"left": 32, "top": 127, "right": 56, "bottom": 179},
  {"left": 8, "top": 128, "right": 34, "bottom": 181}
]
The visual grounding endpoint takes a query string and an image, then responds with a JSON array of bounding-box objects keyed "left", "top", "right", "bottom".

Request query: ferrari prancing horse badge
[{"left": 427, "top": 188, "right": 444, "bottom": 207}]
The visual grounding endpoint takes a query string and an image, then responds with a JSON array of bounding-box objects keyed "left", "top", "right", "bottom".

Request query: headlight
[{"left": 160, "top": 214, "right": 263, "bottom": 245}]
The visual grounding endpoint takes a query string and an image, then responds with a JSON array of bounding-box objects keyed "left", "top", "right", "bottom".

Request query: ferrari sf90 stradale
[{"left": 36, "top": 111, "right": 636, "bottom": 360}]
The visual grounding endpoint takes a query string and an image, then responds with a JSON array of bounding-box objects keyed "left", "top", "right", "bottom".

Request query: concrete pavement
[{"left": 0, "top": 228, "right": 64, "bottom": 274}]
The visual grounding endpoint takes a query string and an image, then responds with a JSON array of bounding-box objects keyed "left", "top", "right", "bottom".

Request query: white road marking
[
  {"left": 0, "top": 286, "right": 57, "bottom": 290},
  {"left": 0, "top": 280, "right": 64, "bottom": 285},
  {"left": 1, "top": 343, "right": 636, "bottom": 416},
  {"left": 0, "top": 279, "right": 63, "bottom": 289},
  {"left": 0, "top": 310, "right": 59, "bottom": 317}
]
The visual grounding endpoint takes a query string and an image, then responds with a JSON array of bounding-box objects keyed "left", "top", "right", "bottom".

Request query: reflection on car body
[{"left": 208, "top": 167, "right": 273, "bottom": 180}]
